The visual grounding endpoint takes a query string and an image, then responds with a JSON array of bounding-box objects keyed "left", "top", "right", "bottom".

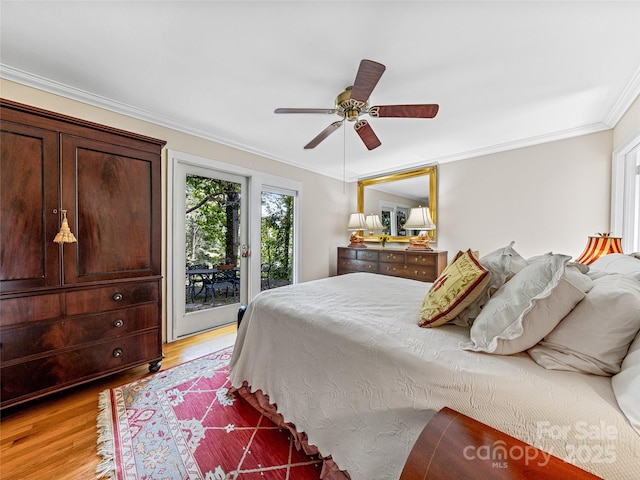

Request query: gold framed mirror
[{"left": 357, "top": 164, "right": 438, "bottom": 243}]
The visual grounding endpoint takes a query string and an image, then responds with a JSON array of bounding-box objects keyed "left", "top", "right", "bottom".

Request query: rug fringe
[{"left": 96, "top": 389, "right": 117, "bottom": 480}]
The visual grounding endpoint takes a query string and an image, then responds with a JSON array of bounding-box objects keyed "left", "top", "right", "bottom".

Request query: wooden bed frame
[{"left": 400, "top": 407, "right": 601, "bottom": 479}]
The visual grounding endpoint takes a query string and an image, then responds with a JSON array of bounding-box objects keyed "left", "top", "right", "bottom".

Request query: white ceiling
[{"left": 2, "top": 1, "right": 639, "bottom": 182}]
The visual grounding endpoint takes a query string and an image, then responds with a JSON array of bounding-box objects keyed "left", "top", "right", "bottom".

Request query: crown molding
[
  {"left": 604, "top": 65, "right": 640, "bottom": 127},
  {"left": 425, "top": 122, "right": 611, "bottom": 167},
  {"left": 0, "top": 64, "right": 298, "bottom": 164}
]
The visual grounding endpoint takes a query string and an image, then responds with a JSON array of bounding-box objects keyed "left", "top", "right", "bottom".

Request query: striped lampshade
[{"left": 575, "top": 234, "right": 623, "bottom": 265}]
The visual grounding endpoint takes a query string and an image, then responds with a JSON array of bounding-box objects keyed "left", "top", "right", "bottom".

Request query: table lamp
[
  {"left": 404, "top": 206, "right": 435, "bottom": 251},
  {"left": 365, "top": 214, "right": 384, "bottom": 236},
  {"left": 575, "top": 233, "right": 623, "bottom": 265},
  {"left": 347, "top": 213, "right": 368, "bottom": 248}
]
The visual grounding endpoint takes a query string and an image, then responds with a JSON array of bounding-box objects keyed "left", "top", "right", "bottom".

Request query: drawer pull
[
  {"left": 113, "top": 319, "right": 124, "bottom": 328},
  {"left": 113, "top": 293, "right": 123, "bottom": 302},
  {"left": 112, "top": 348, "right": 123, "bottom": 358}
]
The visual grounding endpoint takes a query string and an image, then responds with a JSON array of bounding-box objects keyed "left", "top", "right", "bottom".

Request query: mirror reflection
[{"left": 357, "top": 165, "right": 438, "bottom": 243}]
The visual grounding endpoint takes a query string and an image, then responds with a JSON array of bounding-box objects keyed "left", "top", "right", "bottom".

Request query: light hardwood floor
[{"left": 0, "top": 324, "right": 237, "bottom": 480}]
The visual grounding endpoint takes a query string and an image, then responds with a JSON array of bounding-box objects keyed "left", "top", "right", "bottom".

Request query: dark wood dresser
[
  {"left": 337, "top": 247, "right": 447, "bottom": 282},
  {"left": 0, "top": 99, "right": 165, "bottom": 409}
]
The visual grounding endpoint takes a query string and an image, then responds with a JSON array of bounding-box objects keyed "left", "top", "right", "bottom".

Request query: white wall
[
  {"left": 437, "top": 130, "right": 613, "bottom": 259},
  {"left": 432, "top": 95, "right": 639, "bottom": 260}
]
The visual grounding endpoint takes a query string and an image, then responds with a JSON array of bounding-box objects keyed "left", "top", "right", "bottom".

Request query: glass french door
[{"left": 173, "top": 162, "right": 247, "bottom": 338}]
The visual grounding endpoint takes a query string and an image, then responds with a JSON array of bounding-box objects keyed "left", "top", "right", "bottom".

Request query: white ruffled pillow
[
  {"left": 528, "top": 273, "right": 640, "bottom": 375},
  {"left": 612, "top": 332, "right": 640, "bottom": 435},
  {"left": 463, "top": 254, "right": 592, "bottom": 355},
  {"left": 453, "top": 241, "right": 527, "bottom": 326}
]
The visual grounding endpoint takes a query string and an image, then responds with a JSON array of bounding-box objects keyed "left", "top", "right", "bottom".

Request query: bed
[{"left": 229, "top": 246, "right": 640, "bottom": 479}]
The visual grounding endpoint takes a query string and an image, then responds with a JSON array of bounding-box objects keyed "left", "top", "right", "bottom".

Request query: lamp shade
[
  {"left": 365, "top": 214, "right": 384, "bottom": 231},
  {"left": 347, "top": 212, "right": 367, "bottom": 231},
  {"left": 404, "top": 206, "right": 435, "bottom": 231},
  {"left": 575, "top": 234, "right": 623, "bottom": 265}
]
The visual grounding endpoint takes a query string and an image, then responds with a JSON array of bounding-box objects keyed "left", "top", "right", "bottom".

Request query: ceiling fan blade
[
  {"left": 275, "top": 108, "right": 336, "bottom": 114},
  {"left": 354, "top": 120, "right": 382, "bottom": 150},
  {"left": 304, "top": 121, "right": 343, "bottom": 149},
  {"left": 369, "top": 104, "right": 439, "bottom": 118},
  {"left": 350, "top": 59, "right": 386, "bottom": 103}
]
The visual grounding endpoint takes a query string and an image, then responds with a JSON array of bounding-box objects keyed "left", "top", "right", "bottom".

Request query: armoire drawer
[
  {"left": 0, "top": 330, "right": 161, "bottom": 406},
  {"left": 0, "top": 293, "right": 63, "bottom": 327},
  {"left": 1, "top": 304, "right": 158, "bottom": 363},
  {"left": 65, "top": 280, "right": 158, "bottom": 316}
]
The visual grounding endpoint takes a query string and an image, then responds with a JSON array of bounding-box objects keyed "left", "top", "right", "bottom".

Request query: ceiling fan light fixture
[
  {"left": 335, "top": 86, "right": 353, "bottom": 106},
  {"left": 336, "top": 86, "right": 366, "bottom": 122}
]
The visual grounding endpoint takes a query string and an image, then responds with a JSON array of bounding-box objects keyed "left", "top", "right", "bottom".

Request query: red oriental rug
[{"left": 96, "top": 346, "right": 322, "bottom": 479}]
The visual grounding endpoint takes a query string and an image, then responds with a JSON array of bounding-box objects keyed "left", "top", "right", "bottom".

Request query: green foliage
[
  {"left": 185, "top": 175, "right": 240, "bottom": 267},
  {"left": 261, "top": 192, "right": 293, "bottom": 281}
]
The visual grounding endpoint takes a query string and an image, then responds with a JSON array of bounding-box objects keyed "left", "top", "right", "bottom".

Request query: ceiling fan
[{"left": 274, "top": 59, "right": 439, "bottom": 151}]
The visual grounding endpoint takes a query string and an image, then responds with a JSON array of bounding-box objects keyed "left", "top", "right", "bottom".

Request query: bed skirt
[{"left": 233, "top": 382, "right": 351, "bottom": 480}]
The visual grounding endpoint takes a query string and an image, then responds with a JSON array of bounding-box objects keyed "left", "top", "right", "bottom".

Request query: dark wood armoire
[{"left": 0, "top": 99, "right": 165, "bottom": 409}]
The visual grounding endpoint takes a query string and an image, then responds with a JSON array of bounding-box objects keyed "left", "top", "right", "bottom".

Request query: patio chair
[
  {"left": 261, "top": 263, "right": 271, "bottom": 290},
  {"left": 214, "top": 264, "right": 239, "bottom": 299},
  {"left": 187, "top": 263, "right": 214, "bottom": 302}
]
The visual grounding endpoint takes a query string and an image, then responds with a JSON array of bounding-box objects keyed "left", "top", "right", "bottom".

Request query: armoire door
[
  {"left": 0, "top": 119, "right": 60, "bottom": 292},
  {"left": 60, "top": 134, "right": 161, "bottom": 284}
]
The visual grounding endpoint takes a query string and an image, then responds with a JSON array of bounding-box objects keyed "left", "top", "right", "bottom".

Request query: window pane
[
  {"left": 261, "top": 191, "right": 294, "bottom": 290},
  {"left": 185, "top": 174, "right": 241, "bottom": 311}
]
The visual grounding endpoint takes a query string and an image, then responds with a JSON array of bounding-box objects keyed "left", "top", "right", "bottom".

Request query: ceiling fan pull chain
[{"left": 343, "top": 120, "right": 347, "bottom": 193}]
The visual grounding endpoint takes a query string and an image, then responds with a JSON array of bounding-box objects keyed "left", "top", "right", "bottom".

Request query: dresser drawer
[
  {"left": 338, "top": 247, "right": 357, "bottom": 259},
  {"left": 338, "top": 258, "right": 378, "bottom": 273},
  {"left": 356, "top": 249, "right": 379, "bottom": 261},
  {"left": 379, "top": 251, "right": 404, "bottom": 263},
  {"left": 406, "top": 252, "right": 437, "bottom": 267},
  {"left": 0, "top": 330, "right": 161, "bottom": 406},
  {"left": 380, "top": 263, "right": 437, "bottom": 282},
  {"left": 395, "top": 266, "right": 437, "bottom": 282},
  {"left": 0, "top": 293, "right": 63, "bottom": 327},
  {"left": 379, "top": 262, "right": 406, "bottom": 277},
  {"left": 65, "top": 280, "right": 158, "bottom": 316},
  {"left": 1, "top": 304, "right": 158, "bottom": 363}
]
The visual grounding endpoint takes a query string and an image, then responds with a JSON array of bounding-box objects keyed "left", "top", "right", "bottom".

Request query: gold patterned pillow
[{"left": 419, "top": 250, "right": 491, "bottom": 328}]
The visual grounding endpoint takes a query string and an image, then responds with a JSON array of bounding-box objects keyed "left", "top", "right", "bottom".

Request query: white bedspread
[{"left": 229, "top": 273, "right": 640, "bottom": 479}]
